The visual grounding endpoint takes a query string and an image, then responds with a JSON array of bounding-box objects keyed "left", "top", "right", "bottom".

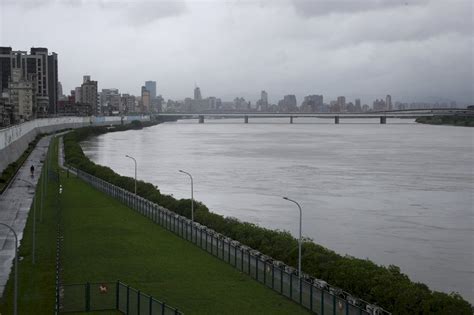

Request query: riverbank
[
  {"left": 416, "top": 115, "right": 474, "bottom": 126},
  {"left": 66, "top": 126, "right": 472, "bottom": 314},
  {"left": 0, "top": 137, "right": 310, "bottom": 314}
]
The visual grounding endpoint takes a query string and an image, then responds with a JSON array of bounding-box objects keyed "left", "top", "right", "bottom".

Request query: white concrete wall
[{"left": 0, "top": 115, "right": 150, "bottom": 173}]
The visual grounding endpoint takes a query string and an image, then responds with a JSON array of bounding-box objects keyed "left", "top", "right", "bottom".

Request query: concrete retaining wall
[{"left": 0, "top": 115, "right": 149, "bottom": 173}]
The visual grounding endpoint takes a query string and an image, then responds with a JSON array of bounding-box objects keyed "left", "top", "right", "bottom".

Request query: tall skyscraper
[
  {"left": 259, "top": 90, "right": 269, "bottom": 111},
  {"left": 386, "top": 95, "right": 392, "bottom": 111},
  {"left": 141, "top": 86, "right": 150, "bottom": 112},
  {"left": 47, "top": 52, "right": 58, "bottom": 114},
  {"left": 145, "top": 81, "right": 156, "bottom": 100},
  {"left": 194, "top": 86, "right": 202, "bottom": 100}
]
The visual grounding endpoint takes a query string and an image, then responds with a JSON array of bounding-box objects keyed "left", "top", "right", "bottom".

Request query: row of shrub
[
  {"left": 0, "top": 133, "right": 44, "bottom": 193},
  {"left": 416, "top": 115, "right": 474, "bottom": 127},
  {"left": 63, "top": 125, "right": 473, "bottom": 314}
]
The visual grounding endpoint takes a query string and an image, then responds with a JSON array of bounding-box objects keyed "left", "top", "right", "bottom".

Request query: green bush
[
  {"left": 416, "top": 116, "right": 474, "bottom": 127},
  {"left": 63, "top": 126, "right": 473, "bottom": 315}
]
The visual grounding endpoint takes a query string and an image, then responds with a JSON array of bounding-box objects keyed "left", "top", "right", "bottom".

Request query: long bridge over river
[{"left": 153, "top": 108, "right": 472, "bottom": 124}]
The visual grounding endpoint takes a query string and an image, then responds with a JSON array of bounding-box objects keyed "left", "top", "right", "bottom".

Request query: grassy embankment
[
  {"left": 0, "top": 137, "right": 310, "bottom": 314},
  {"left": 416, "top": 115, "right": 474, "bottom": 126},
  {"left": 63, "top": 126, "right": 473, "bottom": 315}
]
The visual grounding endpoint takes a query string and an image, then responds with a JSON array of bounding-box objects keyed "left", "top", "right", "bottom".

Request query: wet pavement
[{"left": 0, "top": 135, "right": 53, "bottom": 296}]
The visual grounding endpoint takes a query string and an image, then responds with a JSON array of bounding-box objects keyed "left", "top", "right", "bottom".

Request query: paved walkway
[{"left": 0, "top": 135, "right": 53, "bottom": 296}]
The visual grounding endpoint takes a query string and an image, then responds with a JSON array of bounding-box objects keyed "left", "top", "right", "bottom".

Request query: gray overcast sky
[{"left": 1, "top": 0, "right": 473, "bottom": 105}]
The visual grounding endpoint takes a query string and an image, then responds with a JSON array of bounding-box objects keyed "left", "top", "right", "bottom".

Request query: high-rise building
[
  {"left": 74, "top": 87, "right": 82, "bottom": 104},
  {"left": 0, "top": 47, "right": 59, "bottom": 116},
  {"left": 141, "top": 86, "right": 150, "bottom": 112},
  {"left": 373, "top": 99, "right": 386, "bottom": 111},
  {"left": 100, "top": 88, "right": 120, "bottom": 114},
  {"left": 47, "top": 52, "right": 58, "bottom": 114},
  {"left": 121, "top": 94, "right": 136, "bottom": 113},
  {"left": 355, "top": 99, "right": 361, "bottom": 112},
  {"left": 386, "top": 95, "right": 392, "bottom": 111},
  {"left": 258, "top": 90, "right": 269, "bottom": 111},
  {"left": 57, "top": 81, "right": 64, "bottom": 100},
  {"left": 145, "top": 81, "right": 156, "bottom": 100},
  {"left": 278, "top": 95, "right": 298, "bottom": 112},
  {"left": 337, "top": 96, "right": 346, "bottom": 112},
  {"left": 301, "top": 95, "right": 324, "bottom": 112},
  {"left": 8, "top": 68, "right": 36, "bottom": 121},
  {"left": 81, "top": 76, "right": 98, "bottom": 114},
  {"left": 194, "top": 86, "right": 202, "bottom": 100}
]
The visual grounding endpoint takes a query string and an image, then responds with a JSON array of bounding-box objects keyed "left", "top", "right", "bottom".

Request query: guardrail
[{"left": 67, "top": 165, "right": 391, "bottom": 315}]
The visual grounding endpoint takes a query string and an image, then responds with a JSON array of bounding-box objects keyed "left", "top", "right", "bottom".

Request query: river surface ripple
[{"left": 81, "top": 118, "right": 474, "bottom": 302}]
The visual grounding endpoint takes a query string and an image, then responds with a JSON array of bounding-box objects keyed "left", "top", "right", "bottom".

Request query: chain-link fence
[
  {"left": 71, "top": 167, "right": 389, "bottom": 315},
  {"left": 59, "top": 281, "right": 182, "bottom": 314}
]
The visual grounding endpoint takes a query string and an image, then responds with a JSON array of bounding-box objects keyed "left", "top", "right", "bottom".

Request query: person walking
[{"left": 30, "top": 165, "right": 35, "bottom": 178}]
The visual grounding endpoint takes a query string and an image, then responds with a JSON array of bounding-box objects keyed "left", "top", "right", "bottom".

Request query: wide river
[{"left": 81, "top": 118, "right": 474, "bottom": 302}]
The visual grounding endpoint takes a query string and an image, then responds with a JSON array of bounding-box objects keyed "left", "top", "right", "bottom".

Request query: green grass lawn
[
  {"left": 0, "top": 137, "right": 309, "bottom": 314},
  {"left": 60, "top": 170, "right": 310, "bottom": 314}
]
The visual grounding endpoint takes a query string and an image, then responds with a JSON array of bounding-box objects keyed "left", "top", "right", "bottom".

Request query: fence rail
[
  {"left": 60, "top": 281, "right": 182, "bottom": 315},
  {"left": 69, "top": 165, "right": 389, "bottom": 315}
]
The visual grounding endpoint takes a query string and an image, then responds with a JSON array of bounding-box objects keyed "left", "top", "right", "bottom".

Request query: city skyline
[{"left": 1, "top": 0, "right": 472, "bottom": 105}]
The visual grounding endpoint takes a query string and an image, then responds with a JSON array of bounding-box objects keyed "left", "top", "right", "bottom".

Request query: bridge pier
[
  {"left": 290, "top": 116, "right": 293, "bottom": 124},
  {"left": 199, "top": 115, "right": 204, "bottom": 124},
  {"left": 335, "top": 116, "right": 340, "bottom": 124},
  {"left": 380, "top": 116, "right": 386, "bottom": 124},
  {"left": 244, "top": 115, "right": 249, "bottom": 124}
]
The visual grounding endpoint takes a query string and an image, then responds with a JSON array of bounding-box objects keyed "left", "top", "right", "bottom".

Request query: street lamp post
[
  {"left": 283, "top": 197, "right": 302, "bottom": 279},
  {"left": 125, "top": 155, "right": 137, "bottom": 195},
  {"left": 18, "top": 178, "right": 37, "bottom": 265},
  {"left": 0, "top": 223, "right": 18, "bottom": 315},
  {"left": 179, "top": 170, "right": 194, "bottom": 222}
]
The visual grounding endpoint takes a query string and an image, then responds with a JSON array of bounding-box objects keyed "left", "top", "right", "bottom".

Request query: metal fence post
[
  {"left": 256, "top": 258, "right": 259, "bottom": 280},
  {"left": 126, "top": 285, "right": 130, "bottom": 315},
  {"left": 263, "top": 261, "right": 266, "bottom": 284},
  {"left": 116, "top": 281, "right": 120, "bottom": 310},
  {"left": 85, "top": 282, "right": 90, "bottom": 312},
  {"left": 300, "top": 278, "right": 303, "bottom": 305},
  {"left": 321, "top": 290, "right": 324, "bottom": 315},
  {"left": 333, "top": 294, "right": 336, "bottom": 315},
  {"left": 280, "top": 269, "right": 283, "bottom": 294},
  {"left": 137, "top": 290, "right": 141, "bottom": 314},
  {"left": 161, "top": 302, "right": 166, "bottom": 315},
  {"left": 149, "top": 295, "right": 153, "bottom": 315},
  {"left": 272, "top": 264, "right": 274, "bottom": 289},
  {"left": 310, "top": 283, "right": 313, "bottom": 312},
  {"left": 247, "top": 251, "right": 250, "bottom": 274},
  {"left": 290, "top": 273, "right": 293, "bottom": 299}
]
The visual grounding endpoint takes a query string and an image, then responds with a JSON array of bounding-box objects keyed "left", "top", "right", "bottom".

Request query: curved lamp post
[
  {"left": 283, "top": 197, "right": 302, "bottom": 279},
  {"left": 0, "top": 223, "right": 18, "bottom": 315},
  {"left": 125, "top": 155, "right": 137, "bottom": 195},
  {"left": 179, "top": 170, "right": 194, "bottom": 222}
]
